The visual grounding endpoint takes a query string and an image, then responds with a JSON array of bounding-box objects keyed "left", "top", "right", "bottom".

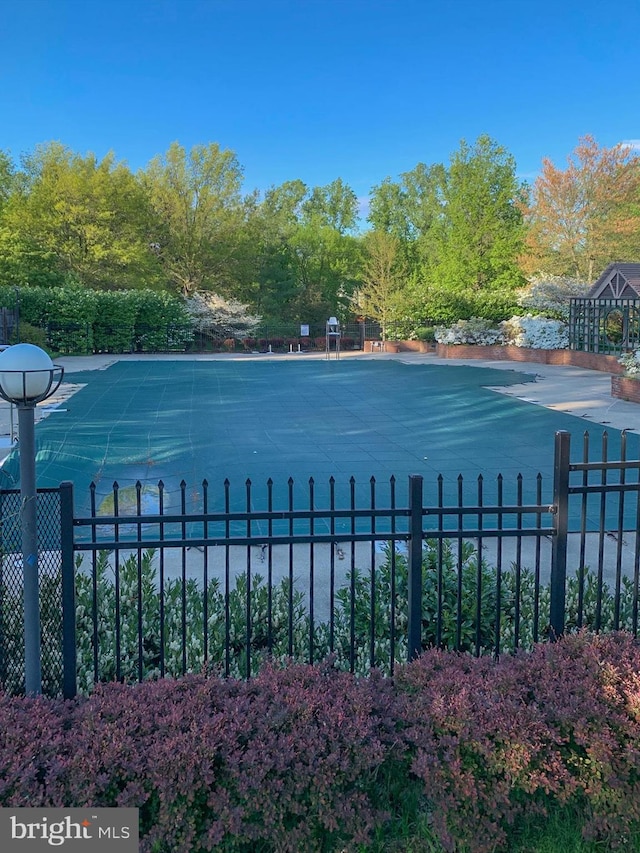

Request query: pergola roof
[{"left": 587, "top": 263, "right": 640, "bottom": 299}]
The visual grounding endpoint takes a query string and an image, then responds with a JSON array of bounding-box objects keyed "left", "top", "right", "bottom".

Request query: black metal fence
[
  {"left": 43, "top": 321, "right": 382, "bottom": 355},
  {"left": 2, "top": 430, "right": 640, "bottom": 697}
]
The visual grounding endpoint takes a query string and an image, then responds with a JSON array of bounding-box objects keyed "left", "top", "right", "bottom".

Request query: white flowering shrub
[
  {"left": 517, "top": 275, "right": 590, "bottom": 320},
  {"left": 184, "top": 292, "right": 261, "bottom": 339},
  {"left": 436, "top": 314, "right": 569, "bottom": 349},
  {"left": 619, "top": 350, "right": 640, "bottom": 377},
  {"left": 501, "top": 315, "right": 569, "bottom": 349},
  {"left": 434, "top": 317, "right": 506, "bottom": 345}
]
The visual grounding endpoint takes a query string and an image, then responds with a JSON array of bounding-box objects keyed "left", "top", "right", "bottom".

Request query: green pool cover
[{"left": 0, "top": 359, "right": 635, "bottom": 520}]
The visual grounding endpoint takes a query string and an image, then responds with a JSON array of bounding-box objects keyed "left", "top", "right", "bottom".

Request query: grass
[
  {"left": 510, "top": 806, "right": 640, "bottom": 853},
  {"left": 359, "top": 787, "right": 640, "bottom": 853},
  {"left": 367, "top": 814, "right": 640, "bottom": 853}
]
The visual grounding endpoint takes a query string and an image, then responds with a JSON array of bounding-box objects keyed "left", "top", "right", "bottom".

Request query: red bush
[
  {"left": 0, "top": 663, "right": 400, "bottom": 852},
  {"left": 396, "top": 632, "right": 640, "bottom": 851},
  {"left": 1, "top": 634, "right": 639, "bottom": 851}
]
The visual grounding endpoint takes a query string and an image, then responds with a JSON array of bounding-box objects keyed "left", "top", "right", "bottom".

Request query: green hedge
[{"left": 0, "top": 285, "right": 192, "bottom": 354}]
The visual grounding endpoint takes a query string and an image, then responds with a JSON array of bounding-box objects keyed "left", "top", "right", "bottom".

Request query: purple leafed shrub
[
  {"left": 0, "top": 662, "right": 401, "bottom": 852},
  {"left": 396, "top": 631, "right": 640, "bottom": 852},
  {"left": 0, "top": 634, "right": 639, "bottom": 852}
]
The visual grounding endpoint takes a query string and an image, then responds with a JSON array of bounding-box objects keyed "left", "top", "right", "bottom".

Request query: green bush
[
  {"left": 45, "top": 287, "right": 97, "bottom": 352},
  {"left": 132, "top": 290, "right": 192, "bottom": 352},
  {"left": 67, "top": 541, "right": 640, "bottom": 687},
  {"left": 73, "top": 550, "right": 321, "bottom": 689},
  {"left": 10, "top": 321, "right": 47, "bottom": 349},
  {"left": 3, "top": 540, "right": 638, "bottom": 695},
  {"left": 93, "top": 290, "right": 139, "bottom": 352},
  {"left": 413, "top": 326, "right": 436, "bottom": 342},
  {"left": 0, "top": 285, "right": 192, "bottom": 354}
]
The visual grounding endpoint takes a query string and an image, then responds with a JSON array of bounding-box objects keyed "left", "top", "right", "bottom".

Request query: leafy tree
[
  {"left": 141, "top": 141, "right": 249, "bottom": 297},
  {"left": 247, "top": 178, "right": 361, "bottom": 324},
  {"left": 2, "top": 142, "right": 162, "bottom": 290},
  {"left": 262, "top": 179, "right": 308, "bottom": 227},
  {"left": 0, "top": 150, "right": 15, "bottom": 211},
  {"left": 524, "top": 135, "right": 640, "bottom": 280},
  {"left": 352, "top": 230, "right": 406, "bottom": 339},
  {"left": 0, "top": 229, "right": 67, "bottom": 288},
  {"left": 423, "top": 135, "right": 527, "bottom": 310},
  {"left": 369, "top": 164, "right": 444, "bottom": 242},
  {"left": 368, "top": 136, "right": 526, "bottom": 326},
  {"left": 288, "top": 221, "right": 361, "bottom": 323},
  {"left": 239, "top": 180, "right": 306, "bottom": 320},
  {"left": 368, "top": 164, "right": 444, "bottom": 274},
  {"left": 0, "top": 147, "right": 68, "bottom": 288},
  {"left": 301, "top": 177, "right": 359, "bottom": 234}
]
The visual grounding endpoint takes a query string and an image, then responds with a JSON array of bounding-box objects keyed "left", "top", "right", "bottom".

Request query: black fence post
[
  {"left": 60, "top": 481, "right": 77, "bottom": 699},
  {"left": 408, "top": 474, "right": 423, "bottom": 660},
  {"left": 549, "top": 431, "right": 570, "bottom": 640}
]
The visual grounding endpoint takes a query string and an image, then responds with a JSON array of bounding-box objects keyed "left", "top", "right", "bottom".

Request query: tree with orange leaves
[{"left": 523, "top": 135, "right": 640, "bottom": 282}]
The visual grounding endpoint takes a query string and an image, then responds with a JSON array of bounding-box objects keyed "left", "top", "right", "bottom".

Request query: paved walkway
[
  {"left": 0, "top": 350, "right": 638, "bottom": 462},
  {"left": 415, "top": 355, "right": 640, "bottom": 434}
]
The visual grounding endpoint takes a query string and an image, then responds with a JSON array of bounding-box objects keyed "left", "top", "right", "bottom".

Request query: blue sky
[{"left": 2, "top": 0, "right": 639, "bottom": 220}]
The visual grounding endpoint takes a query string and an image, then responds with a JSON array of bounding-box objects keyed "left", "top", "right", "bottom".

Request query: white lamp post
[{"left": 0, "top": 344, "right": 63, "bottom": 694}]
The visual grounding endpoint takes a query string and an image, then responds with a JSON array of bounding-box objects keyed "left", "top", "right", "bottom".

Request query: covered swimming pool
[{"left": 0, "top": 358, "right": 634, "bottom": 523}]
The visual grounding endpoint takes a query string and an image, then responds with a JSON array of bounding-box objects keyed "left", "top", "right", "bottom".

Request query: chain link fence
[{"left": 0, "top": 489, "right": 64, "bottom": 696}]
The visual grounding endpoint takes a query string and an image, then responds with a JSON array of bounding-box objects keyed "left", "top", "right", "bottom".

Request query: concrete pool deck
[{"left": 0, "top": 349, "right": 638, "bottom": 462}]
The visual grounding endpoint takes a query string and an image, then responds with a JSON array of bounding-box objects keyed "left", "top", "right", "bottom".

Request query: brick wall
[
  {"left": 398, "top": 341, "right": 434, "bottom": 353},
  {"left": 435, "top": 345, "right": 624, "bottom": 374},
  {"left": 611, "top": 376, "right": 640, "bottom": 403}
]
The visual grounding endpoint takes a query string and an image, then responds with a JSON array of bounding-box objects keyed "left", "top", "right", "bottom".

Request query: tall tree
[
  {"left": 301, "top": 178, "right": 358, "bottom": 234},
  {"left": 1, "top": 142, "right": 161, "bottom": 289},
  {"left": 246, "top": 178, "right": 361, "bottom": 323},
  {"left": 352, "top": 230, "right": 405, "bottom": 339},
  {"left": 368, "top": 163, "right": 444, "bottom": 271},
  {"left": 141, "top": 142, "right": 248, "bottom": 297},
  {"left": 368, "top": 136, "right": 526, "bottom": 324},
  {"left": 524, "top": 135, "right": 640, "bottom": 280},
  {"left": 239, "top": 180, "right": 306, "bottom": 319},
  {"left": 427, "top": 135, "right": 527, "bottom": 299},
  {"left": 0, "top": 150, "right": 15, "bottom": 211}
]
